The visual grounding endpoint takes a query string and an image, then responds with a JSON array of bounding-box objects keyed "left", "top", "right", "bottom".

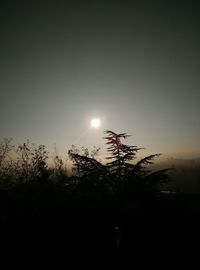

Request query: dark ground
[{"left": 0, "top": 181, "right": 199, "bottom": 266}]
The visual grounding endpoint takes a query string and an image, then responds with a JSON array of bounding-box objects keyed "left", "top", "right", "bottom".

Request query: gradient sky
[{"left": 0, "top": 0, "right": 200, "bottom": 158}]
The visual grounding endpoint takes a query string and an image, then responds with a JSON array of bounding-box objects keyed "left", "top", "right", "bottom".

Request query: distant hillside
[{"left": 150, "top": 158, "right": 200, "bottom": 194}]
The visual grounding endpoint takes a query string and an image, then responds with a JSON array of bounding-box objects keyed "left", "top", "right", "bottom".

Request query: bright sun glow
[{"left": 90, "top": 118, "right": 100, "bottom": 128}]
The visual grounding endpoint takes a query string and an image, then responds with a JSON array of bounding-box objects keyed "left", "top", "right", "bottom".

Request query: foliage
[
  {"left": 0, "top": 138, "right": 14, "bottom": 168},
  {"left": 68, "top": 131, "right": 170, "bottom": 194},
  {"left": 0, "top": 138, "right": 16, "bottom": 188},
  {"left": 50, "top": 145, "right": 68, "bottom": 184},
  {"left": 104, "top": 130, "right": 142, "bottom": 179},
  {"left": 68, "top": 145, "right": 102, "bottom": 177},
  {"left": 0, "top": 132, "right": 175, "bottom": 253},
  {"left": 68, "top": 145, "right": 109, "bottom": 193},
  {"left": 17, "top": 140, "right": 49, "bottom": 182},
  {"left": 0, "top": 130, "right": 170, "bottom": 192}
]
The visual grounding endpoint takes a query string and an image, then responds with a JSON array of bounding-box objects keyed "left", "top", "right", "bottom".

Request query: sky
[{"left": 0, "top": 0, "right": 200, "bottom": 159}]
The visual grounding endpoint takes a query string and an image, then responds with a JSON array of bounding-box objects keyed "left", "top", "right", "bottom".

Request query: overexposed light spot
[{"left": 90, "top": 118, "right": 100, "bottom": 128}]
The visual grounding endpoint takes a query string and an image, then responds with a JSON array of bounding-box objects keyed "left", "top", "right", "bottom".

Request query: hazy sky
[{"left": 0, "top": 1, "right": 200, "bottom": 158}]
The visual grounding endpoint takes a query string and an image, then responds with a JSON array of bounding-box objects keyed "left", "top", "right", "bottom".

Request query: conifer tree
[
  {"left": 104, "top": 130, "right": 170, "bottom": 191},
  {"left": 68, "top": 131, "right": 170, "bottom": 193},
  {"left": 104, "top": 130, "right": 141, "bottom": 180},
  {"left": 68, "top": 146, "right": 104, "bottom": 179}
]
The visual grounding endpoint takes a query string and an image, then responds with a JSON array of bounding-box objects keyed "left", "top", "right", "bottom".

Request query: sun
[{"left": 90, "top": 118, "right": 101, "bottom": 128}]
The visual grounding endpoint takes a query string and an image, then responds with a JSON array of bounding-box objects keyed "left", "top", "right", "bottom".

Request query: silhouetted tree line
[
  {"left": 0, "top": 131, "right": 170, "bottom": 190},
  {"left": 0, "top": 131, "right": 199, "bottom": 266}
]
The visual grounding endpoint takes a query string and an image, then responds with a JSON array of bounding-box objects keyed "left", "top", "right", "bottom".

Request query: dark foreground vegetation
[{"left": 0, "top": 132, "right": 199, "bottom": 265}]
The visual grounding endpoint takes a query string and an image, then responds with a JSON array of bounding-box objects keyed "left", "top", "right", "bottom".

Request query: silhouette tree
[
  {"left": 0, "top": 138, "right": 13, "bottom": 168},
  {"left": 17, "top": 141, "right": 49, "bottom": 182},
  {"left": 104, "top": 130, "right": 142, "bottom": 180},
  {"left": 68, "top": 145, "right": 107, "bottom": 189},
  {"left": 0, "top": 138, "right": 15, "bottom": 188},
  {"left": 68, "top": 131, "right": 170, "bottom": 194},
  {"left": 51, "top": 152, "right": 67, "bottom": 184},
  {"left": 104, "top": 130, "right": 170, "bottom": 191}
]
